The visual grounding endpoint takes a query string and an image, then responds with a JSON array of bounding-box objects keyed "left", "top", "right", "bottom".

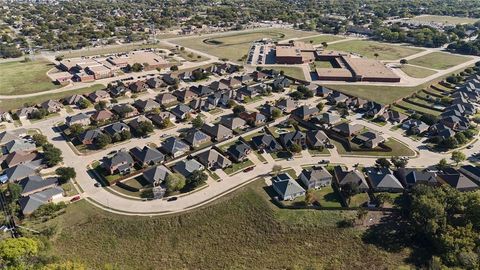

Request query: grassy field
[
  {"left": 172, "top": 28, "right": 316, "bottom": 62},
  {"left": 62, "top": 43, "right": 172, "bottom": 58},
  {"left": 263, "top": 66, "right": 306, "bottom": 80},
  {"left": 400, "top": 65, "right": 437, "bottom": 78},
  {"left": 408, "top": 52, "right": 471, "bottom": 70},
  {"left": 298, "top": 34, "right": 345, "bottom": 45},
  {"left": 24, "top": 180, "right": 412, "bottom": 269},
  {"left": 0, "top": 59, "right": 60, "bottom": 95},
  {"left": 412, "top": 15, "right": 479, "bottom": 25},
  {"left": 328, "top": 40, "right": 423, "bottom": 60},
  {"left": 333, "top": 138, "right": 416, "bottom": 157},
  {"left": 0, "top": 84, "right": 105, "bottom": 111}
]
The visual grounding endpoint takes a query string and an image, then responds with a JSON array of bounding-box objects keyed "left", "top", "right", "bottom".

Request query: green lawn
[
  {"left": 396, "top": 100, "right": 442, "bottom": 116},
  {"left": 0, "top": 84, "right": 105, "bottom": 111},
  {"left": 412, "top": 15, "right": 479, "bottom": 25},
  {"left": 223, "top": 159, "right": 254, "bottom": 175},
  {"left": 400, "top": 65, "right": 437, "bottom": 78},
  {"left": 314, "top": 186, "right": 343, "bottom": 207},
  {"left": 333, "top": 138, "right": 416, "bottom": 157},
  {"left": 21, "top": 180, "right": 412, "bottom": 269},
  {"left": 62, "top": 43, "right": 171, "bottom": 58},
  {"left": 172, "top": 28, "right": 316, "bottom": 62},
  {"left": 263, "top": 66, "right": 306, "bottom": 80},
  {"left": 328, "top": 40, "right": 423, "bottom": 60},
  {"left": 310, "top": 60, "right": 335, "bottom": 69},
  {"left": 408, "top": 52, "right": 471, "bottom": 70},
  {"left": 348, "top": 192, "right": 370, "bottom": 207},
  {"left": 327, "top": 84, "right": 422, "bottom": 105},
  {"left": 298, "top": 34, "right": 345, "bottom": 45},
  {"left": 0, "top": 59, "right": 60, "bottom": 95}
]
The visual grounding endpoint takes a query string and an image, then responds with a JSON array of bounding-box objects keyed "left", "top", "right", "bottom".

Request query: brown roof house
[
  {"left": 91, "top": 109, "right": 114, "bottom": 123},
  {"left": 40, "top": 100, "right": 63, "bottom": 113},
  {"left": 88, "top": 90, "right": 110, "bottom": 103}
]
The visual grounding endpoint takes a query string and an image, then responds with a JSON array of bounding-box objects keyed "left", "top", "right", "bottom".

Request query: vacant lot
[
  {"left": 172, "top": 28, "right": 315, "bottom": 62},
  {"left": 26, "top": 180, "right": 411, "bottom": 269},
  {"left": 0, "top": 59, "right": 60, "bottom": 95},
  {"left": 412, "top": 15, "right": 479, "bottom": 25},
  {"left": 328, "top": 40, "right": 423, "bottom": 60},
  {"left": 408, "top": 52, "right": 471, "bottom": 70},
  {"left": 0, "top": 84, "right": 104, "bottom": 111},
  {"left": 298, "top": 34, "right": 345, "bottom": 45},
  {"left": 400, "top": 65, "right": 437, "bottom": 78}
]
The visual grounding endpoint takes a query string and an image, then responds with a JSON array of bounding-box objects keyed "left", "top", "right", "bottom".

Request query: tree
[
  {"left": 391, "top": 156, "right": 408, "bottom": 168},
  {"left": 186, "top": 170, "right": 208, "bottom": 188},
  {"left": 94, "top": 101, "right": 107, "bottom": 111},
  {"left": 271, "top": 108, "right": 282, "bottom": 119},
  {"left": 55, "top": 55, "right": 64, "bottom": 61},
  {"left": 446, "top": 76, "right": 459, "bottom": 84},
  {"left": 437, "top": 158, "right": 450, "bottom": 171},
  {"left": 7, "top": 183, "right": 22, "bottom": 201},
  {"left": 120, "top": 130, "right": 131, "bottom": 141},
  {"left": 451, "top": 151, "right": 466, "bottom": 166},
  {"left": 69, "top": 123, "right": 84, "bottom": 137},
  {"left": 55, "top": 167, "right": 76, "bottom": 184},
  {"left": 42, "top": 143, "right": 63, "bottom": 167},
  {"left": 77, "top": 98, "right": 91, "bottom": 109},
  {"left": 32, "top": 133, "right": 47, "bottom": 147},
  {"left": 160, "top": 118, "right": 172, "bottom": 129},
  {"left": 170, "top": 65, "right": 179, "bottom": 71},
  {"left": 272, "top": 164, "right": 282, "bottom": 175},
  {"left": 232, "top": 105, "right": 246, "bottom": 116},
  {"left": 342, "top": 182, "right": 359, "bottom": 204},
  {"left": 131, "top": 63, "right": 143, "bottom": 72},
  {"left": 191, "top": 115, "right": 204, "bottom": 128},
  {"left": 375, "top": 193, "right": 394, "bottom": 207},
  {"left": 227, "top": 99, "right": 236, "bottom": 108},
  {"left": 400, "top": 59, "right": 408, "bottom": 65},
  {"left": 289, "top": 143, "right": 302, "bottom": 153},
  {"left": 137, "top": 121, "right": 154, "bottom": 136},
  {"left": 321, "top": 41, "right": 328, "bottom": 48},
  {"left": 0, "top": 237, "right": 39, "bottom": 267},
  {"left": 374, "top": 53, "right": 379, "bottom": 59},
  {"left": 356, "top": 208, "right": 368, "bottom": 225},
  {"left": 94, "top": 133, "right": 112, "bottom": 149},
  {"left": 305, "top": 190, "right": 315, "bottom": 206},
  {"left": 375, "top": 158, "right": 391, "bottom": 168},
  {"left": 165, "top": 173, "right": 186, "bottom": 192},
  {"left": 316, "top": 102, "right": 324, "bottom": 112}
]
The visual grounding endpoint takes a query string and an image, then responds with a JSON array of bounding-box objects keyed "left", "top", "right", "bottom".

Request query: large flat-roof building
[{"left": 275, "top": 41, "right": 316, "bottom": 64}]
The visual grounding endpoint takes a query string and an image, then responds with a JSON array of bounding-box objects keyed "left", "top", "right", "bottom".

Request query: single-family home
[
  {"left": 103, "top": 122, "right": 130, "bottom": 138},
  {"left": 306, "top": 130, "right": 329, "bottom": 149},
  {"left": 19, "top": 175, "right": 58, "bottom": 197},
  {"left": 291, "top": 105, "right": 319, "bottom": 121},
  {"left": 160, "top": 137, "right": 190, "bottom": 157},
  {"left": 2, "top": 164, "right": 37, "bottom": 183},
  {"left": 226, "top": 142, "right": 252, "bottom": 162},
  {"left": 333, "top": 166, "right": 369, "bottom": 191},
  {"left": 172, "top": 158, "right": 205, "bottom": 177},
  {"left": 299, "top": 167, "right": 333, "bottom": 189},
  {"left": 170, "top": 104, "right": 192, "bottom": 120},
  {"left": 112, "top": 104, "right": 139, "bottom": 118},
  {"left": 279, "top": 131, "right": 306, "bottom": 149},
  {"left": 146, "top": 77, "right": 163, "bottom": 89},
  {"left": 394, "top": 168, "right": 439, "bottom": 188},
  {"left": 133, "top": 99, "right": 160, "bottom": 112},
  {"left": 184, "top": 129, "right": 211, "bottom": 148},
  {"left": 129, "top": 146, "right": 164, "bottom": 167},
  {"left": 40, "top": 100, "right": 63, "bottom": 113},
  {"left": 219, "top": 116, "right": 247, "bottom": 130},
  {"left": 4, "top": 139, "right": 36, "bottom": 154},
  {"left": 155, "top": 93, "right": 178, "bottom": 107},
  {"left": 332, "top": 122, "right": 363, "bottom": 137},
  {"left": 18, "top": 186, "right": 64, "bottom": 215},
  {"left": 66, "top": 113, "right": 91, "bottom": 127},
  {"left": 78, "top": 129, "right": 104, "bottom": 145},
  {"left": 251, "top": 134, "right": 283, "bottom": 153},
  {"left": 239, "top": 112, "right": 267, "bottom": 126},
  {"left": 102, "top": 150, "right": 134, "bottom": 175},
  {"left": 272, "top": 173, "right": 305, "bottom": 201},
  {"left": 196, "top": 149, "right": 232, "bottom": 170},
  {"left": 366, "top": 168, "right": 404, "bottom": 192},
  {"left": 142, "top": 165, "right": 171, "bottom": 185},
  {"left": 201, "top": 123, "right": 233, "bottom": 141},
  {"left": 88, "top": 90, "right": 110, "bottom": 103},
  {"left": 91, "top": 109, "right": 114, "bottom": 123},
  {"left": 437, "top": 169, "right": 479, "bottom": 192}
]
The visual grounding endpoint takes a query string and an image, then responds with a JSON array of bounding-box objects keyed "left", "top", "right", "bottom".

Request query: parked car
[
  {"left": 70, "top": 196, "right": 81, "bottom": 202},
  {"left": 167, "top": 197, "right": 178, "bottom": 202},
  {"left": 243, "top": 167, "right": 254, "bottom": 172},
  {"left": 318, "top": 159, "right": 330, "bottom": 164}
]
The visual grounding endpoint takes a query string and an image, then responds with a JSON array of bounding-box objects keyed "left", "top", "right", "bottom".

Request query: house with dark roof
[
  {"left": 149, "top": 112, "right": 176, "bottom": 127},
  {"left": 366, "top": 168, "right": 404, "bottom": 192},
  {"left": 402, "top": 119, "right": 429, "bottom": 135},
  {"left": 364, "top": 102, "right": 386, "bottom": 118},
  {"left": 129, "top": 146, "right": 164, "bottom": 167},
  {"left": 306, "top": 130, "right": 329, "bottom": 149},
  {"left": 146, "top": 77, "right": 163, "bottom": 89},
  {"left": 272, "top": 173, "right": 305, "bottom": 200},
  {"left": 333, "top": 166, "right": 369, "bottom": 191},
  {"left": 299, "top": 167, "right": 332, "bottom": 189},
  {"left": 40, "top": 100, "right": 63, "bottom": 113},
  {"left": 332, "top": 122, "right": 363, "bottom": 137},
  {"left": 327, "top": 91, "right": 348, "bottom": 104},
  {"left": 19, "top": 175, "right": 58, "bottom": 196},
  {"left": 103, "top": 122, "right": 130, "bottom": 137},
  {"left": 191, "top": 85, "right": 214, "bottom": 97},
  {"left": 78, "top": 129, "right": 103, "bottom": 145},
  {"left": 170, "top": 104, "right": 192, "bottom": 120},
  {"left": 126, "top": 115, "right": 153, "bottom": 132},
  {"left": 316, "top": 86, "right": 332, "bottom": 97},
  {"left": 279, "top": 131, "right": 306, "bottom": 149},
  {"left": 316, "top": 112, "right": 341, "bottom": 125},
  {"left": 174, "top": 89, "right": 198, "bottom": 103},
  {"left": 219, "top": 116, "right": 247, "bottom": 130},
  {"left": 133, "top": 99, "right": 160, "bottom": 112},
  {"left": 459, "top": 165, "right": 480, "bottom": 183},
  {"left": 354, "top": 131, "right": 385, "bottom": 149},
  {"left": 88, "top": 90, "right": 110, "bottom": 103},
  {"left": 2, "top": 164, "right": 37, "bottom": 183},
  {"left": 4, "top": 139, "right": 36, "bottom": 154},
  {"left": 103, "top": 150, "right": 134, "bottom": 175},
  {"left": 272, "top": 77, "right": 291, "bottom": 90},
  {"left": 251, "top": 134, "right": 282, "bottom": 153},
  {"left": 142, "top": 165, "right": 171, "bottom": 185},
  {"left": 196, "top": 149, "right": 232, "bottom": 170},
  {"left": 184, "top": 129, "right": 211, "bottom": 148},
  {"left": 291, "top": 105, "right": 319, "bottom": 121},
  {"left": 394, "top": 168, "right": 439, "bottom": 188},
  {"left": 276, "top": 98, "right": 297, "bottom": 113},
  {"left": 226, "top": 141, "right": 252, "bottom": 162},
  {"left": 0, "top": 131, "right": 19, "bottom": 145},
  {"left": 220, "top": 77, "right": 242, "bottom": 89},
  {"left": 239, "top": 111, "right": 267, "bottom": 126},
  {"left": 19, "top": 186, "right": 64, "bottom": 215},
  {"left": 155, "top": 93, "right": 178, "bottom": 107},
  {"left": 437, "top": 169, "right": 479, "bottom": 192},
  {"left": 63, "top": 94, "right": 87, "bottom": 106},
  {"left": 201, "top": 124, "right": 233, "bottom": 142},
  {"left": 160, "top": 137, "right": 190, "bottom": 157},
  {"left": 209, "top": 80, "right": 230, "bottom": 91},
  {"left": 162, "top": 73, "right": 178, "bottom": 85},
  {"left": 129, "top": 80, "right": 147, "bottom": 93},
  {"left": 112, "top": 104, "right": 139, "bottom": 118},
  {"left": 172, "top": 159, "right": 205, "bottom": 177},
  {"left": 236, "top": 86, "right": 259, "bottom": 101},
  {"left": 109, "top": 85, "right": 130, "bottom": 97}
]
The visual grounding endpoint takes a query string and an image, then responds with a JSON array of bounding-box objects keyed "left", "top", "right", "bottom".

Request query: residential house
[
  {"left": 129, "top": 80, "right": 147, "bottom": 93},
  {"left": 19, "top": 175, "right": 58, "bottom": 196},
  {"left": 226, "top": 142, "right": 252, "bottom": 162},
  {"left": 354, "top": 131, "right": 385, "bottom": 149},
  {"left": 127, "top": 115, "right": 153, "bottom": 132},
  {"left": 40, "top": 100, "right": 63, "bottom": 113},
  {"left": 306, "top": 130, "right": 329, "bottom": 149},
  {"left": 272, "top": 173, "right": 305, "bottom": 201},
  {"left": 327, "top": 91, "right": 348, "bottom": 104},
  {"left": 63, "top": 94, "right": 87, "bottom": 106},
  {"left": 196, "top": 149, "right": 232, "bottom": 170},
  {"left": 219, "top": 116, "right": 247, "bottom": 130},
  {"left": 4, "top": 139, "right": 36, "bottom": 154},
  {"left": 149, "top": 112, "right": 176, "bottom": 127},
  {"left": 394, "top": 168, "right": 439, "bottom": 188},
  {"left": 291, "top": 105, "right": 319, "bottom": 121},
  {"left": 88, "top": 90, "right": 110, "bottom": 103},
  {"left": 184, "top": 129, "right": 211, "bottom": 148},
  {"left": 459, "top": 165, "right": 480, "bottom": 183},
  {"left": 437, "top": 169, "right": 479, "bottom": 192},
  {"left": 209, "top": 80, "right": 229, "bottom": 91},
  {"left": 317, "top": 112, "right": 341, "bottom": 125},
  {"left": 220, "top": 77, "right": 242, "bottom": 89},
  {"left": 239, "top": 111, "right": 267, "bottom": 126},
  {"left": 1, "top": 164, "right": 37, "bottom": 183},
  {"left": 332, "top": 122, "right": 363, "bottom": 137},
  {"left": 333, "top": 166, "right": 369, "bottom": 191},
  {"left": 0, "top": 110, "right": 12, "bottom": 123},
  {"left": 316, "top": 86, "right": 332, "bottom": 97},
  {"left": 112, "top": 104, "right": 139, "bottom": 118},
  {"left": 237, "top": 74, "right": 254, "bottom": 85},
  {"left": 109, "top": 85, "right": 130, "bottom": 97},
  {"left": 90, "top": 109, "right": 114, "bottom": 123},
  {"left": 102, "top": 150, "right": 134, "bottom": 175},
  {"left": 142, "top": 165, "right": 171, "bottom": 185},
  {"left": 133, "top": 99, "right": 160, "bottom": 112},
  {"left": 173, "top": 89, "right": 198, "bottom": 103},
  {"left": 402, "top": 119, "right": 429, "bottom": 135},
  {"left": 103, "top": 122, "right": 130, "bottom": 137},
  {"left": 236, "top": 86, "right": 259, "bottom": 101},
  {"left": 252, "top": 70, "right": 268, "bottom": 81},
  {"left": 129, "top": 146, "right": 164, "bottom": 167},
  {"left": 2, "top": 151, "right": 40, "bottom": 169},
  {"left": 272, "top": 76, "right": 291, "bottom": 89},
  {"left": 16, "top": 107, "right": 39, "bottom": 120},
  {"left": 78, "top": 129, "right": 103, "bottom": 145},
  {"left": 162, "top": 73, "right": 178, "bottom": 85},
  {"left": 380, "top": 110, "right": 408, "bottom": 123},
  {"left": 364, "top": 102, "right": 386, "bottom": 118},
  {"left": 299, "top": 167, "right": 333, "bottom": 189},
  {"left": 0, "top": 131, "right": 19, "bottom": 145},
  {"left": 160, "top": 137, "right": 190, "bottom": 157},
  {"left": 66, "top": 113, "right": 91, "bottom": 127},
  {"left": 172, "top": 158, "right": 205, "bottom": 177},
  {"left": 146, "top": 77, "right": 163, "bottom": 89},
  {"left": 279, "top": 131, "right": 306, "bottom": 149},
  {"left": 19, "top": 186, "right": 64, "bottom": 215},
  {"left": 251, "top": 134, "right": 282, "bottom": 153},
  {"left": 155, "top": 93, "right": 178, "bottom": 107},
  {"left": 170, "top": 104, "right": 192, "bottom": 120},
  {"left": 366, "top": 168, "right": 404, "bottom": 192},
  {"left": 201, "top": 123, "right": 233, "bottom": 142},
  {"left": 191, "top": 85, "right": 214, "bottom": 97},
  {"left": 276, "top": 98, "right": 297, "bottom": 113}
]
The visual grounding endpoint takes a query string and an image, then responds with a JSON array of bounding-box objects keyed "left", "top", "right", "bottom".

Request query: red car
[
  {"left": 70, "top": 196, "right": 81, "bottom": 202},
  {"left": 243, "top": 167, "right": 254, "bottom": 172}
]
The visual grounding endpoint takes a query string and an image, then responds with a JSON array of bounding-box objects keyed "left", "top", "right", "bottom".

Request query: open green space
[
  {"left": 223, "top": 159, "right": 254, "bottom": 175},
  {"left": 412, "top": 15, "right": 479, "bottom": 25},
  {"left": 396, "top": 100, "right": 442, "bottom": 116},
  {"left": 0, "top": 59, "right": 61, "bottom": 95},
  {"left": 348, "top": 192, "right": 370, "bottom": 207},
  {"left": 21, "top": 180, "right": 411, "bottom": 269},
  {"left": 172, "top": 28, "right": 316, "bottom": 62},
  {"left": 298, "top": 34, "right": 345, "bottom": 45},
  {"left": 62, "top": 43, "right": 171, "bottom": 58},
  {"left": 408, "top": 52, "right": 471, "bottom": 70},
  {"left": 0, "top": 84, "right": 105, "bottom": 111},
  {"left": 328, "top": 40, "right": 423, "bottom": 60},
  {"left": 264, "top": 66, "right": 306, "bottom": 80},
  {"left": 400, "top": 65, "right": 437, "bottom": 78},
  {"left": 332, "top": 138, "right": 416, "bottom": 157}
]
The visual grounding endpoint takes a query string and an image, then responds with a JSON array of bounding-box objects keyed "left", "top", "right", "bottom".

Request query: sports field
[
  {"left": 0, "top": 59, "right": 60, "bottom": 95},
  {"left": 298, "top": 34, "right": 345, "bottom": 45},
  {"left": 328, "top": 40, "right": 423, "bottom": 60},
  {"left": 412, "top": 15, "right": 479, "bottom": 25},
  {"left": 24, "top": 180, "right": 412, "bottom": 269},
  {"left": 408, "top": 52, "right": 471, "bottom": 70},
  {"left": 172, "top": 28, "right": 316, "bottom": 62},
  {"left": 400, "top": 65, "right": 437, "bottom": 78}
]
